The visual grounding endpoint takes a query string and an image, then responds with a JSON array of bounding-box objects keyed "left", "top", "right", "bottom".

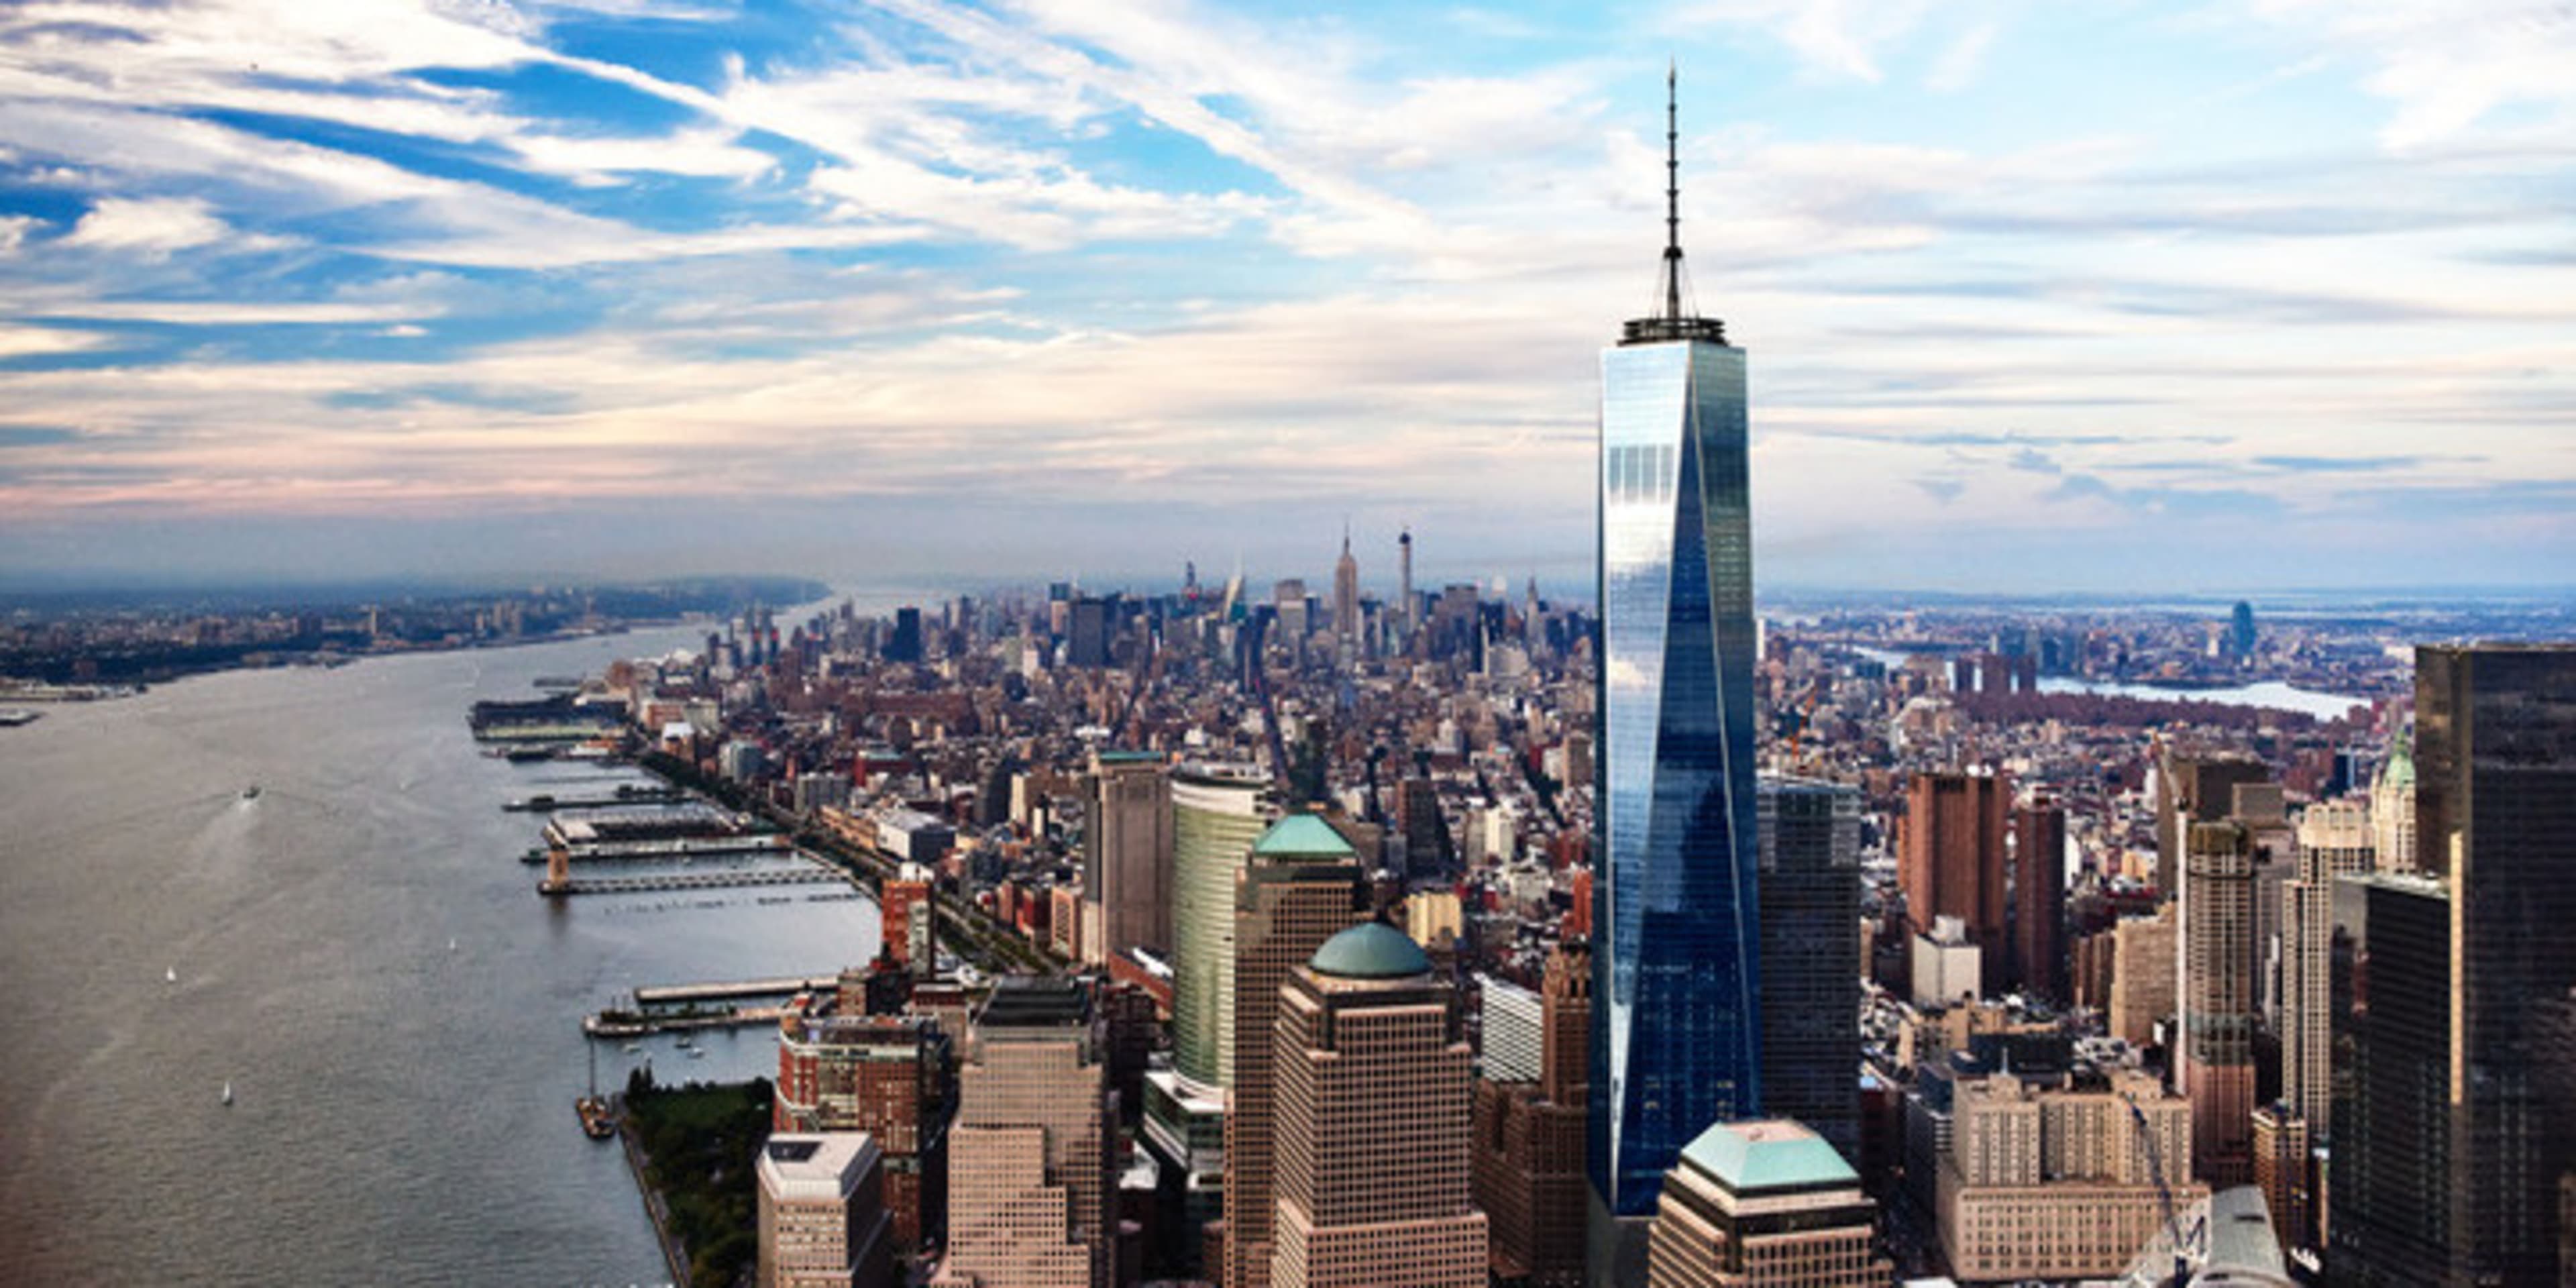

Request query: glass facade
[
  {"left": 1758, "top": 775, "right": 1862, "bottom": 1165},
  {"left": 1590, "top": 336, "right": 1759, "bottom": 1223},
  {"left": 1170, "top": 766, "right": 1273, "bottom": 1089}
]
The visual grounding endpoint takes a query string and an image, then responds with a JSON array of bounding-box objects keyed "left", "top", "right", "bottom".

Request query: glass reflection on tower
[{"left": 1588, "top": 72, "right": 1761, "bottom": 1275}]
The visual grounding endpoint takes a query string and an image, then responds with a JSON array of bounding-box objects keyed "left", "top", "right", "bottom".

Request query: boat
[
  {"left": 447, "top": 937, "right": 458, "bottom": 953},
  {"left": 575, "top": 1043, "right": 616, "bottom": 1139},
  {"left": 241, "top": 785, "right": 261, "bottom": 800},
  {"left": 221, "top": 1081, "right": 234, "bottom": 1107},
  {"left": 165, "top": 966, "right": 178, "bottom": 984},
  {"left": 687, "top": 1048, "right": 707, "bottom": 1059},
  {"left": 621, "top": 1042, "right": 641, "bottom": 1054}
]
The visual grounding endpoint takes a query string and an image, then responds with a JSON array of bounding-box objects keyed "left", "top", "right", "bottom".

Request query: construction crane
[{"left": 2129, "top": 1101, "right": 2196, "bottom": 1287}]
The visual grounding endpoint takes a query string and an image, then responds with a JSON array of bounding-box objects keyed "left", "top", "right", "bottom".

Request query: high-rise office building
[
  {"left": 1899, "top": 771, "right": 2009, "bottom": 991},
  {"left": 1645, "top": 1119, "right": 1886, "bottom": 1288},
  {"left": 775, "top": 1010, "right": 954, "bottom": 1258},
  {"left": 1146, "top": 769, "right": 1271, "bottom": 1263},
  {"left": 758, "top": 1132, "right": 897, "bottom": 1288},
  {"left": 1480, "top": 974, "right": 1545, "bottom": 1084},
  {"left": 1473, "top": 941, "right": 1591, "bottom": 1288},
  {"left": 2331, "top": 871, "right": 2453, "bottom": 1285},
  {"left": 1171, "top": 765, "right": 1275, "bottom": 1087},
  {"left": 1271, "top": 922, "right": 1487, "bottom": 1287},
  {"left": 2283, "top": 800, "right": 2371, "bottom": 1134},
  {"left": 2180, "top": 819, "right": 2258, "bottom": 1187},
  {"left": 1757, "top": 775, "right": 1862, "bottom": 1163},
  {"left": 1066, "top": 596, "right": 1110, "bottom": 669},
  {"left": 1222, "top": 816, "right": 1362, "bottom": 1288},
  {"left": 2413, "top": 645, "right": 2575, "bottom": 1283},
  {"left": 2368, "top": 733, "right": 2416, "bottom": 874},
  {"left": 2106, "top": 903, "right": 2177, "bottom": 1049},
  {"left": 887, "top": 607, "right": 924, "bottom": 664},
  {"left": 1592, "top": 74, "right": 1763, "bottom": 1275},
  {"left": 942, "top": 977, "right": 1114, "bottom": 1288},
  {"left": 1397, "top": 528, "right": 1415, "bottom": 640},
  {"left": 1079, "top": 751, "right": 1172, "bottom": 967},
  {"left": 2156, "top": 751, "right": 2268, "bottom": 900},
  {"left": 1332, "top": 528, "right": 1359, "bottom": 644},
  {"left": 2010, "top": 798, "right": 2067, "bottom": 1003}
]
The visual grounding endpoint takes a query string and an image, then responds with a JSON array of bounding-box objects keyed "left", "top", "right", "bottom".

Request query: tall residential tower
[{"left": 1591, "top": 69, "right": 1761, "bottom": 1283}]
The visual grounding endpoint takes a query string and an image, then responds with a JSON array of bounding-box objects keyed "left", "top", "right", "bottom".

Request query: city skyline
[{"left": 3, "top": 1, "right": 2572, "bottom": 591}]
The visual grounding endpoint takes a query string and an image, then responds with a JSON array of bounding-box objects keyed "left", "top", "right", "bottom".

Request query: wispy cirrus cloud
[{"left": 0, "top": 0, "right": 2567, "bottom": 590}]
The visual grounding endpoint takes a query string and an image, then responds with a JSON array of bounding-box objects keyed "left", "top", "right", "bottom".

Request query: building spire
[
  {"left": 1664, "top": 59, "right": 1683, "bottom": 323},
  {"left": 1623, "top": 63, "right": 1726, "bottom": 347}
]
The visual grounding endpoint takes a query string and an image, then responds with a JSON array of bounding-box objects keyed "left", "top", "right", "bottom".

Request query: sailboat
[
  {"left": 574, "top": 1041, "right": 615, "bottom": 1139},
  {"left": 447, "top": 937, "right": 458, "bottom": 953},
  {"left": 165, "top": 966, "right": 178, "bottom": 984},
  {"left": 220, "top": 1081, "right": 234, "bottom": 1107}
]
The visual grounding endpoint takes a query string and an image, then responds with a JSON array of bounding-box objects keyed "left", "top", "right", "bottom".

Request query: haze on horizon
[{"left": 1, "top": 0, "right": 2571, "bottom": 595}]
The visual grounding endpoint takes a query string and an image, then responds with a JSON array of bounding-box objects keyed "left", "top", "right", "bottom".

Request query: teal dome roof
[{"left": 1309, "top": 922, "right": 1430, "bottom": 979}]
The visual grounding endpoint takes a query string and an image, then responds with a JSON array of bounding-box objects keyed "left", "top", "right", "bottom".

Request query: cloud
[
  {"left": 56, "top": 197, "right": 241, "bottom": 258},
  {"left": 2252, "top": 453, "right": 2435, "bottom": 472}
]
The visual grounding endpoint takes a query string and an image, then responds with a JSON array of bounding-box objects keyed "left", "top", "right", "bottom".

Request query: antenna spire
[
  {"left": 1664, "top": 60, "right": 1683, "bottom": 322},
  {"left": 1621, "top": 62, "right": 1726, "bottom": 347}
]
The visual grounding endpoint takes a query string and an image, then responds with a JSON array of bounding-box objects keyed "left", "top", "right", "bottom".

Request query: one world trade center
[{"left": 1589, "top": 68, "right": 1760, "bottom": 1284}]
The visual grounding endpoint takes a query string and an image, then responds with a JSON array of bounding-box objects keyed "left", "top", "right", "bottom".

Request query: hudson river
[{"left": 0, "top": 627, "right": 877, "bottom": 1285}]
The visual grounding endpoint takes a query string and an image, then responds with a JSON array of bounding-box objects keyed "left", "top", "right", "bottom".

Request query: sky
[{"left": 1, "top": 0, "right": 2571, "bottom": 596}]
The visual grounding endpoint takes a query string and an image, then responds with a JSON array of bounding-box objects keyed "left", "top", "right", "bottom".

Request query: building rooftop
[
  {"left": 757, "top": 1131, "right": 877, "bottom": 1202},
  {"left": 1309, "top": 921, "right": 1430, "bottom": 980},
  {"left": 1679, "top": 1118, "right": 1858, "bottom": 1194},
  {"left": 1252, "top": 813, "right": 1355, "bottom": 859},
  {"left": 976, "top": 974, "right": 1091, "bottom": 1028}
]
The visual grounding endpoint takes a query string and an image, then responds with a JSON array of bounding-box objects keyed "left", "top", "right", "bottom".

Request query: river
[
  {"left": 0, "top": 626, "right": 877, "bottom": 1285},
  {"left": 1849, "top": 647, "right": 2371, "bottom": 721}
]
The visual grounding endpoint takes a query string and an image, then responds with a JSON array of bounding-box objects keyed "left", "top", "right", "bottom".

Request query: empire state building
[{"left": 1588, "top": 68, "right": 1760, "bottom": 1285}]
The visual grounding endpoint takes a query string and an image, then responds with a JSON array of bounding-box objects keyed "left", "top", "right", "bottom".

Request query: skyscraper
[
  {"left": 943, "top": 977, "right": 1114, "bottom": 1288},
  {"left": 1757, "top": 775, "right": 1861, "bottom": 1163},
  {"left": 1079, "top": 750, "right": 1172, "bottom": 967},
  {"left": 2155, "top": 751, "right": 2267, "bottom": 900},
  {"left": 1473, "top": 940, "right": 1592, "bottom": 1288},
  {"left": 1898, "top": 771, "right": 2009, "bottom": 991},
  {"left": 758, "top": 1133, "right": 897, "bottom": 1288},
  {"left": 2179, "top": 819, "right": 2257, "bottom": 1187},
  {"left": 1271, "top": 923, "right": 1487, "bottom": 1287},
  {"left": 2009, "top": 798, "right": 2067, "bottom": 1003},
  {"left": 2333, "top": 645, "right": 2576, "bottom": 1287},
  {"left": 2415, "top": 645, "right": 2576, "bottom": 1283},
  {"left": 1592, "top": 70, "right": 1762, "bottom": 1281},
  {"left": 1332, "top": 527, "right": 1359, "bottom": 645},
  {"left": 1645, "top": 1119, "right": 1886, "bottom": 1288},
  {"left": 1170, "top": 765, "right": 1275, "bottom": 1088},
  {"left": 1222, "top": 816, "right": 1362, "bottom": 1288},
  {"left": 1398, "top": 528, "right": 1415, "bottom": 641}
]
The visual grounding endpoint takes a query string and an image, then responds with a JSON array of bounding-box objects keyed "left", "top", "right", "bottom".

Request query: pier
[
  {"left": 633, "top": 975, "right": 842, "bottom": 1006},
  {"left": 504, "top": 788, "right": 684, "bottom": 812},
  {"left": 539, "top": 864, "right": 853, "bottom": 896},
  {"left": 519, "top": 837, "right": 792, "bottom": 865}
]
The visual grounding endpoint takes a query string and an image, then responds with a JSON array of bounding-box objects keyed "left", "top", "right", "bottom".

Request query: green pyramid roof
[
  {"left": 1252, "top": 813, "right": 1355, "bottom": 859},
  {"left": 1679, "top": 1120, "right": 1857, "bottom": 1193},
  {"left": 1309, "top": 922, "right": 1430, "bottom": 979}
]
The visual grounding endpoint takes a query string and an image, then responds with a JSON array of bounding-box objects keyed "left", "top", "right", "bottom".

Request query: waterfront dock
[
  {"left": 517, "top": 836, "right": 791, "bottom": 865},
  {"left": 633, "top": 975, "right": 841, "bottom": 1006},
  {"left": 539, "top": 864, "right": 852, "bottom": 896}
]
